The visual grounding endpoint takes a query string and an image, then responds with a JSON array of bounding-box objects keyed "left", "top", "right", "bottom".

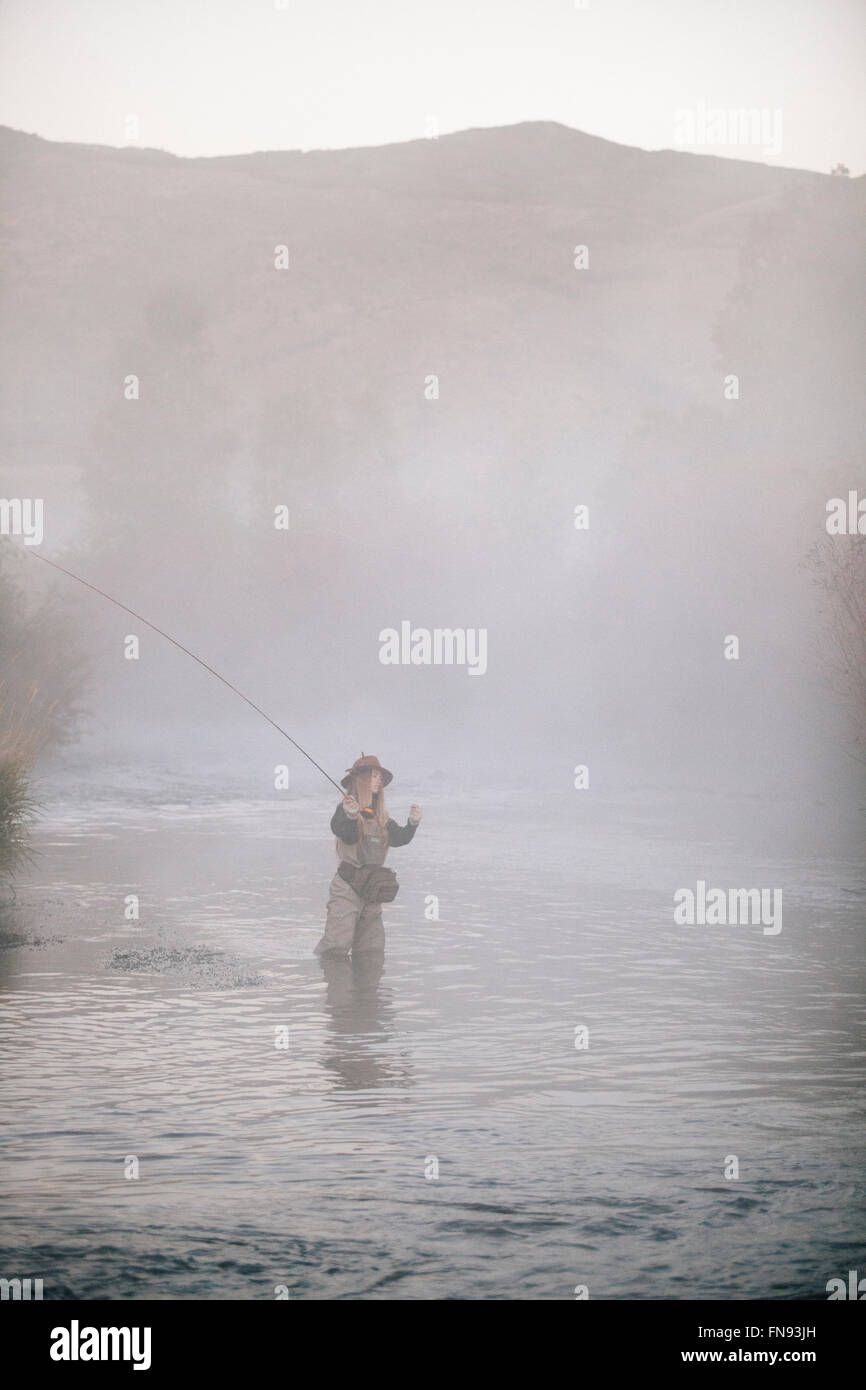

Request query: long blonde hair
[{"left": 350, "top": 769, "right": 388, "bottom": 840}]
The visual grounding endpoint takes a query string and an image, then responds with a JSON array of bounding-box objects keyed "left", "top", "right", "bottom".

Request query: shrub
[
  {"left": 0, "top": 752, "right": 37, "bottom": 880},
  {"left": 0, "top": 545, "right": 88, "bottom": 881}
]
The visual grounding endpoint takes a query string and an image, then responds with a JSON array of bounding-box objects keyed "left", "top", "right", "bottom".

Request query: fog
[
  {"left": 1, "top": 120, "right": 863, "bottom": 840},
  {"left": 1, "top": 115, "right": 865, "bottom": 1307}
]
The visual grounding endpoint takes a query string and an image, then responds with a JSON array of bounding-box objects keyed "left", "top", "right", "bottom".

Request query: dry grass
[
  {"left": 0, "top": 748, "right": 37, "bottom": 880},
  {"left": 0, "top": 680, "right": 42, "bottom": 881},
  {"left": 0, "top": 674, "right": 55, "bottom": 768}
]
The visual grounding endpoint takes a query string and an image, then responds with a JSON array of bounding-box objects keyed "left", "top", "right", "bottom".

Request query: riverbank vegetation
[{"left": 0, "top": 547, "right": 88, "bottom": 884}]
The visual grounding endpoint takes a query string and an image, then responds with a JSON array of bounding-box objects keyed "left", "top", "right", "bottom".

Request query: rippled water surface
[{"left": 1, "top": 784, "right": 863, "bottom": 1299}]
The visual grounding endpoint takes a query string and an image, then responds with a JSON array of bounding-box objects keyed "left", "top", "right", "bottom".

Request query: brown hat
[{"left": 340, "top": 753, "right": 393, "bottom": 790}]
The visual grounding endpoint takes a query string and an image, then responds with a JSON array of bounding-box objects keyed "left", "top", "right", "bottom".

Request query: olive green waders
[{"left": 314, "top": 871, "right": 385, "bottom": 956}]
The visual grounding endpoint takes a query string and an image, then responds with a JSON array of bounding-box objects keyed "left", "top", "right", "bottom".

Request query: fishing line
[{"left": 14, "top": 544, "right": 345, "bottom": 794}]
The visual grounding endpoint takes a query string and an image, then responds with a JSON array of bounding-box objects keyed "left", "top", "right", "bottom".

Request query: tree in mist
[
  {"left": 804, "top": 535, "right": 866, "bottom": 763},
  {"left": 712, "top": 176, "right": 864, "bottom": 466}
]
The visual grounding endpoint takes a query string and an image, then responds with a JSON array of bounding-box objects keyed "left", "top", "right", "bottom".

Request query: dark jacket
[{"left": 330, "top": 801, "right": 418, "bottom": 868}]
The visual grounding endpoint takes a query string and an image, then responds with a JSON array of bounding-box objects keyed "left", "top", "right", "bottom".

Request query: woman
[{"left": 314, "top": 754, "right": 422, "bottom": 956}]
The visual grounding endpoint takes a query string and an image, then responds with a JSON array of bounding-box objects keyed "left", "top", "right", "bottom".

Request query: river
[{"left": 1, "top": 776, "right": 863, "bottom": 1299}]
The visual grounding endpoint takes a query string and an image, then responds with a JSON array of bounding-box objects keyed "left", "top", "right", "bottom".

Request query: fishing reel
[{"left": 360, "top": 806, "right": 376, "bottom": 819}]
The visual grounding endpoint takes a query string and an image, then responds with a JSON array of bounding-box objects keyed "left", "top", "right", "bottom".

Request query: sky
[{"left": 0, "top": 0, "right": 863, "bottom": 172}]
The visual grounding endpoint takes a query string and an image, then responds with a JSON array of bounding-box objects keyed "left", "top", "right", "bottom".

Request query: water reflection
[
  {"left": 318, "top": 950, "right": 414, "bottom": 1094},
  {"left": 0, "top": 903, "right": 34, "bottom": 989}
]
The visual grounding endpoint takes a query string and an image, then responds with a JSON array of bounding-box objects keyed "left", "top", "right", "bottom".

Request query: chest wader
[{"left": 314, "top": 818, "right": 388, "bottom": 956}]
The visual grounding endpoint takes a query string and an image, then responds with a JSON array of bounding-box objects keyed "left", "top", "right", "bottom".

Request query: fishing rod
[{"left": 14, "top": 544, "right": 345, "bottom": 795}]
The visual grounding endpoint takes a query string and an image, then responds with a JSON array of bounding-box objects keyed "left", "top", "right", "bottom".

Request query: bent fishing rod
[{"left": 15, "top": 544, "right": 345, "bottom": 795}]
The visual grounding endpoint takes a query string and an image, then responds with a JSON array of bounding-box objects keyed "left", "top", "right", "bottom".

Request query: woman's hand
[
  {"left": 342, "top": 794, "right": 360, "bottom": 817},
  {"left": 409, "top": 804, "right": 423, "bottom": 823}
]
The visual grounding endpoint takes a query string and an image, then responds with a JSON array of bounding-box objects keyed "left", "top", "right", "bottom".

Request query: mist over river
[
  {"left": 1, "top": 770, "right": 863, "bottom": 1300},
  {"left": 1, "top": 0, "right": 864, "bottom": 1317}
]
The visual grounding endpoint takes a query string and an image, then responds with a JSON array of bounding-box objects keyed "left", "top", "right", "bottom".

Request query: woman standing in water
[{"left": 314, "top": 754, "right": 422, "bottom": 957}]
